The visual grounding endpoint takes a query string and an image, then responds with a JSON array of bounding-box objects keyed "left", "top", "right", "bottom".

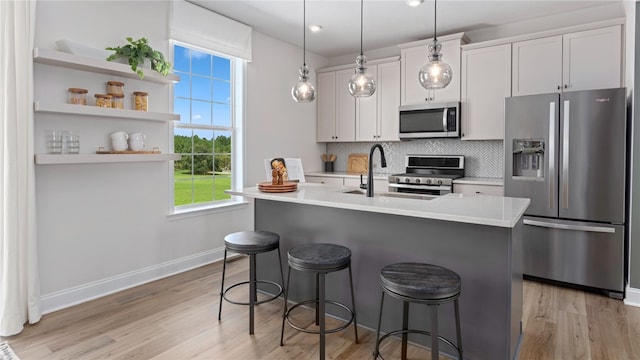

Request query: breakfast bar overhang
[{"left": 227, "top": 184, "right": 530, "bottom": 360}]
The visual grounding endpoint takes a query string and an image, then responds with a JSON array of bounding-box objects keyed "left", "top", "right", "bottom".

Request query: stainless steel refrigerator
[{"left": 504, "top": 87, "right": 627, "bottom": 298}]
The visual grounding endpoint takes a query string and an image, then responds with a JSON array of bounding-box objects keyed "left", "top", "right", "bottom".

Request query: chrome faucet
[{"left": 367, "top": 144, "right": 387, "bottom": 197}]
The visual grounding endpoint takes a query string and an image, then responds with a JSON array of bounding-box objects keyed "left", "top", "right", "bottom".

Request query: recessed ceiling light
[
  {"left": 406, "top": 0, "right": 423, "bottom": 7},
  {"left": 309, "top": 24, "right": 323, "bottom": 33}
]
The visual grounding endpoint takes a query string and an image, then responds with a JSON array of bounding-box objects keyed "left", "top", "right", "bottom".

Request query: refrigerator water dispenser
[{"left": 512, "top": 139, "right": 544, "bottom": 179}]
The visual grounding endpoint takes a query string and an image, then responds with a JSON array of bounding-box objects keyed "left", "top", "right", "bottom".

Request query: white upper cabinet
[
  {"left": 317, "top": 70, "right": 356, "bottom": 142},
  {"left": 317, "top": 71, "right": 337, "bottom": 142},
  {"left": 513, "top": 25, "right": 622, "bottom": 96},
  {"left": 318, "top": 57, "right": 399, "bottom": 143},
  {"left": 356, "top": 61, "right": 400, "bottom": 142},
  {"left": 460, "top": 43, "right": 512, "bottom": 140},
  {"left": 563, "top": 25, "right": 622, "bottom": 92},
  {"left": 399, "top": 33, "right": 468, "bottom": 106},
  {"left": 512, "top": 36, "right": 563, "bottom": 96}
]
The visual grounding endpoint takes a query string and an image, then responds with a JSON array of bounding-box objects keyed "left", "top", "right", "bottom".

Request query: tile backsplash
[{"left": 326, "top": 139, "right": 504, "bottom": 178}]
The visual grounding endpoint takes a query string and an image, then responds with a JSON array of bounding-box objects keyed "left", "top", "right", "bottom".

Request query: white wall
[
  {"left": 32, "top": 0, "right": 324, "bottom": 313},
  {"left": 245, "top": 32, "right": 327, "bottom": 185}
]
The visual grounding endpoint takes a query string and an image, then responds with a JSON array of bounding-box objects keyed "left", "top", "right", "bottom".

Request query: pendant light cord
[
  {"left": 360, "top": 0, "right": 364, "bottom": 56},
  {"left": 433, "top": 0, "right": 438, "bottom": 41},
  {"left": 302, "top": 0, "right": 306, "bottom": 66}
]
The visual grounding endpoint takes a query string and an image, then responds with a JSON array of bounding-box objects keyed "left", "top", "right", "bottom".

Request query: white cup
[
  {"left": 129, "top": 132, "right": 146, "bottom": 141},
  {"left": 112, "top": 139, "right": 128, "bottom": 151},
  {"left": 129, "top": 140, "right": 146, "bottom": 151},
  {"left": 110, "top": 131, "right": 128, "bottom": 140}
]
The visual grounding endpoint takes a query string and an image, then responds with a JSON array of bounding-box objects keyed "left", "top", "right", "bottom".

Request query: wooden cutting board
[{"left": 347, "top": 153, "right": 368, "bottom": 174}]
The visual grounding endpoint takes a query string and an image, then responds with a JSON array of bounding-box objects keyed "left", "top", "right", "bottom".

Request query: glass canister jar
[
  {"left": 110, "top": 93, "right": 124, "bottom": 109},
  {"left": 68, "top": 88, "right": 88, "bottom": 105},
  {"left": 94, "top": 94, "right": 112, "bottom": 108},
  {"left": 133, "top": 91, "right": 148, "bottom": 111},
  {"left": 106, "top": 81, "right": 124, "bottom": 95}
]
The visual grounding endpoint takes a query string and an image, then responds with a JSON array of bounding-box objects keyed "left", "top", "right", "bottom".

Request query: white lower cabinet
[
  {"left": 343, "top": 177, "right": 388, "bottom": 191},
  {"left": 454, "top": 183, "right": 504, "bottom": 196},
  {"left": 305, "top": 176, "right": 343, "bottom": 186}
]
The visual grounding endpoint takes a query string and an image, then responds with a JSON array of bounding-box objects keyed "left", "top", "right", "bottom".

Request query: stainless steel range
[{"left": 388, "top": 155, "right": 464, "bottom": 196}]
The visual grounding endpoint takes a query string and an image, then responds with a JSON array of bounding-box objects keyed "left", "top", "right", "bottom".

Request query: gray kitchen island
[{"left": 227, "top": 183, "right": 530, "bottom": 360}]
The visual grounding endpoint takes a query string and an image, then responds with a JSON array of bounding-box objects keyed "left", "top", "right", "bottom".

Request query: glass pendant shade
[
  {"left": 292, "top": 64, "right": 316, "bottom": 102},
  {"left": 292, "top": 0, "right": 315, "bottom": 103},
  {"left": 419, "top": 41, "right": 452, "bottom": 89},
  {"left": 348, "top": 55, "right": 376, "bottom": 97}
]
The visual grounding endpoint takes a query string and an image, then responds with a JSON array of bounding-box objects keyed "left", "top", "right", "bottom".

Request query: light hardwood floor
[{"left": 3, "top": 256, "right": 640, "bottom": 359}]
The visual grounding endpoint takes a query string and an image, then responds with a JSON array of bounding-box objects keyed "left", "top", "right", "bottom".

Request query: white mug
[
  {"left": 112, "top": 139, "right": 128, "bottom": 151},
  {"left": 129, "top": 132, "right": 146, "bottom": 141},
  {"left": 129, "top": 140, "right": 146, "bottom": 151},
  {"left": 110, "top": 131, "right": 128, "bottom": 140}
]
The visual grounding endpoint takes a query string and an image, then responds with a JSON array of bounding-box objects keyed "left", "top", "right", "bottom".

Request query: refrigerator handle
[
  {"left": 548, "top": 102, "right": 555, "bottom": 209},
  {"left": 442, "top": 107, "right": 448, "bottom": 131},
  {"left": 523, "top": 219, "right": 615, "bottom": 234},
  {"left": 562, "top": 100, "right": 570, "bottom": 209}
]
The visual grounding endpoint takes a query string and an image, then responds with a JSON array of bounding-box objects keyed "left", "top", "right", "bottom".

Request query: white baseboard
[
  {"left": 40, "top": 247, "right": 226, "bottom": 314},
  {"left": 624, "top": 286, "right": 640, "bottom": 308}
]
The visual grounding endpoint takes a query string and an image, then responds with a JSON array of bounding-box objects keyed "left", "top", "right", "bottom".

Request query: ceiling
[{"left": 189, "top": 0, "right": 624, "bottom": 58}]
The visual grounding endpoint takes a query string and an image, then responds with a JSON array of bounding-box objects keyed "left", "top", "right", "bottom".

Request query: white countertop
[
  {"left": 306, "top": 172, "right": 390, "bottom": 180},
  {"left": 228, "top": 183, "right": 529, "bottom": 228}
]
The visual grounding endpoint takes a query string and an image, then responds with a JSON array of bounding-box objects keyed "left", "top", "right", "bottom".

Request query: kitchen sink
[{"left": 341, "top": 189, "right": 435, "bottom": 200}]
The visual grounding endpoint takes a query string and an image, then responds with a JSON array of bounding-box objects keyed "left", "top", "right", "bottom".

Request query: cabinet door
[
  {"left": 563, "top": 25, "right": 622, "bottom": 92},
  {"left": 454, "top": 183, "right": 504, "bottom": 196},
  {"left": 317, "top": 72, "right": 336, "bottom": 142},
  {"left": 377, "top": 61, "right": 400, "bottom": 141},
  {"left": 461, "top": 44, "right": 511, "bottom": 140},
  {"left": 512, "top": 36, "right": 563, "bottom": 96},
  {"left": 401, "top": 39, "right": 461, "bottom": 105},
  {"left": 335, "top": 69, "right": 356, "bottom": 142},
  {"left": 306, "top": 176, "right": 343, "bottom": 186},
  {"left": 356, "top": 65, "right": 378, "bottom": 141}
]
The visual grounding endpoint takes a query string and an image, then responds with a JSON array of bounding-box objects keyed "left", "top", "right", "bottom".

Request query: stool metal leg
[
  {"left": 373, "top": 291, "right": 385, "bottom": 359},
  {"left": 315, "top": 272, "right": 320, "bottom": 326},
  {"left": 454, "top": 299, "right": 463, "bottom": 359},
  {"left": 218, "top": 249, "right": 228, "bottom": 321},
  {"left": 348, "top": 265, "right": 359, "bottom": 343},
  {"left": 430, "top": 305, "right": 439, "bottom": 360},
  {"left": 319, "top": 273, "right": 326, "bottom": 360},
  {"left": 277, "top": 246, "right": 286, "bottom": 298},
  {"left": 402, "top": 301, "right": 409, "bottom": 360},
  {"left": 249, "top": 253, "right": 257, "bottom": 335},
  {"left": 280, "top": 265, "right": 292, "bottom": 346}
]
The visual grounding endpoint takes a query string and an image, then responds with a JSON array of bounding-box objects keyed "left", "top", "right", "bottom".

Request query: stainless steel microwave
[{"left": 398, "top": 102, "right": 460, "bottom": 139}]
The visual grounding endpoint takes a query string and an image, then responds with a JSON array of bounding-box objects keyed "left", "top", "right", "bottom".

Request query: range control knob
[
  {"left": 437, "top": 179, "right": 443, "bottom": 185},
  {"left": 405, "top": 177, "right": 411, "bottom": 183},
  {"left": 415, "top": 178, "right": 421, "bottom": 184},
  {"left": 425, "top": 179, "right": 432, "bottom": 185}
]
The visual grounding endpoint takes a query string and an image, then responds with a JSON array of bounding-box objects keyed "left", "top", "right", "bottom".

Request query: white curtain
[{"left": 0, "top": 0, "right": 41, "bottom": 336}]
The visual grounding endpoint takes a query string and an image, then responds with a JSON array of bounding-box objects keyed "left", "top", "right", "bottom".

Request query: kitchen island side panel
[{"left": 255, "top": 199, "right": 523, "bottom": 360}]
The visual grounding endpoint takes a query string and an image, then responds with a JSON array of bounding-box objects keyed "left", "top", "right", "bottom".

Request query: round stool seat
[
  {"left": 381, "top": 262, "right": 461, "bottom": 300},
  {"left": 224, "top": 231, "right": 280, "bottom": 254},
  {"left": 288, "top": 243, "right": 351, "bottom": 272}
]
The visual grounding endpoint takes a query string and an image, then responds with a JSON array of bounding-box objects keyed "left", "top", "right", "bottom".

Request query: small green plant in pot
[{"left": 106, "top": 37, "right": 171, "bottom": 79}]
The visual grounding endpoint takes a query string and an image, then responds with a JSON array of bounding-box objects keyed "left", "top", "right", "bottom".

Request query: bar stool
[
  {"left": 280, "top": 243, "right": 358, "bottom": 360},
  {"left": 218, "top": 230, "right": 285, "bottom": 335},
  {"left": 373, "top": 262, "right": 462, "bottom": 360}
]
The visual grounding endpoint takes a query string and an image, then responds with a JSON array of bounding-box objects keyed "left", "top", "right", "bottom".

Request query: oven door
[{"left": 388, "top": 183, "right": 452, "bottom": 196}]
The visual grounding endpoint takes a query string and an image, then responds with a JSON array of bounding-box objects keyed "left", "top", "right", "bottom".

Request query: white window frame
[{"left": 168, "top": 40, "right": 246, "bottom": 216}]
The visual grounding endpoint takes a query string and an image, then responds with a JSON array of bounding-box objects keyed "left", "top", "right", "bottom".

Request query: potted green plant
[{"left": 106, "top": 37, "right": 171, "bottom": 79}]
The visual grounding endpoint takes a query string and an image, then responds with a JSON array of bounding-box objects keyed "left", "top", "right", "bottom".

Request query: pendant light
[
  {"left": 418, "top": 0, "right": 452, "bottom": 89},
  {"left": 348, "top": 0, "right": 376, "bottom": 97},
  {"left": 291, "top": 0, "right": 316, "bottom": 102}
]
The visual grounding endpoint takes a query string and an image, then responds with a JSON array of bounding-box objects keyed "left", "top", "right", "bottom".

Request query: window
[{"left": 173, "top": 43, "right": 236, "bottom": 207}]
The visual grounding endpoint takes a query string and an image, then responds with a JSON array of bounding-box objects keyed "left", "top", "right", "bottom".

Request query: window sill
[{"left": 168, "top": 199, "right": 250, "bottom": 221}]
